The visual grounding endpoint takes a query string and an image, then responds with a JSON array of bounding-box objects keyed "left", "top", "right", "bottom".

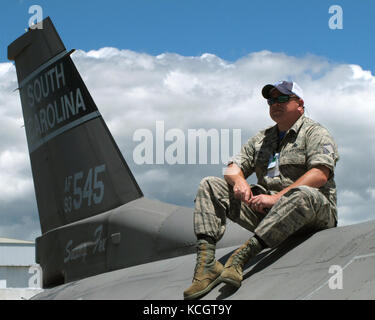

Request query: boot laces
[
  {"left": 232, "top": 243, "right": 251, "bottom": 267},
  {"left": 193, "top": 246, "right": 214, "bottom": 279}
]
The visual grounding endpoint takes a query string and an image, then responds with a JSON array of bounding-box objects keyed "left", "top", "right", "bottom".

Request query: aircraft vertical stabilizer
[{"left": 8, "top": 17, "right": 143, "bottom": 234}]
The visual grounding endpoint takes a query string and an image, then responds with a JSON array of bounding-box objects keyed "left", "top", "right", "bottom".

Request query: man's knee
[
  {"left": 198, "top": 176, "right": 226, "bottom": 192},
  {"left": 195, "top": 176, "right": 229, "bottom": 207},
  {"left": 283, "top": 185, "right": 318, "bottom": 199},
  {"left": 281, "top": 186, "right": 328, "bottom": 214}
]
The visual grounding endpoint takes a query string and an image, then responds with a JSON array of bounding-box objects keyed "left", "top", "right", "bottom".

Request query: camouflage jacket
[{"left": 229, "top": 115, "right": 339, "bottom": 216}]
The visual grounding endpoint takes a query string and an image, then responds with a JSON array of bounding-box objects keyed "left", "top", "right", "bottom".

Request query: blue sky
[{"left": 2, "top": 0, "right": 375, "bottom": 73}]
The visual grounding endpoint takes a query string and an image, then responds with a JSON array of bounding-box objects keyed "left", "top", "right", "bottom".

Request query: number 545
[{"left": 73, "top": 164, "right": 106, "bottom": 210}]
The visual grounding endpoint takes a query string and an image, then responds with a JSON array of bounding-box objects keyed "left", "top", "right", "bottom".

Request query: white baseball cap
[{"left": 262, "top": 80, "right": 304, "bottom": 100}]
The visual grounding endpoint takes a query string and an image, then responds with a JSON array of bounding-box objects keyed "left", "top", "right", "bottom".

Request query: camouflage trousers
[{"left": 194, "top": 176, "right": 337, "bottom": 248}]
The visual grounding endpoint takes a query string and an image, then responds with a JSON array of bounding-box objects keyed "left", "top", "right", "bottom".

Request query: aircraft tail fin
[{"left": 8, "top": 17, "right": 143, "bottom": 234}]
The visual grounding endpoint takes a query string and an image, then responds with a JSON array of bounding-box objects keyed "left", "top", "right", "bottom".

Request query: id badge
[{"left": 267, "top": 153, "right": 280, "bottom": 178}]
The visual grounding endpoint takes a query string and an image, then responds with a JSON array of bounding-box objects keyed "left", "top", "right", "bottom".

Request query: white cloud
[
  {"left": 1, "top": 48, "right": 375, "bottom": 240},
  {"left": 0, "top": 150, "right": 33, "bottom": 202}
]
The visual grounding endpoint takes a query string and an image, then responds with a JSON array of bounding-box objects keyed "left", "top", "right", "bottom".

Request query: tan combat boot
[
  {"left": 183, "top": 240, "right": 223, "bottom": 300},
  {"left": 220, "top": 237, "right": 263, "bottom": 288}
]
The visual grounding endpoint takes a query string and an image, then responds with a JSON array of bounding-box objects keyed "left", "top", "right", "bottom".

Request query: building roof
[{"left": 0, "top": 238, "right": 34, "bottom": 245}]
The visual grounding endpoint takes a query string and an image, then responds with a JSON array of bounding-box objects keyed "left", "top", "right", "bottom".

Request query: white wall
[{"left": 0, "top": 242, "right": 44, "bottom": 299}]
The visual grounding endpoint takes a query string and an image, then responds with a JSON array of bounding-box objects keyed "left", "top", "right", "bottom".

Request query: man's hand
[
  {"left": 233, "top": 180, "right": 253, "bottom": 205},
  {"left": 248, "top": 194, "right": 280, "bottom": 214},
  {"left": 224, "top": 163, "right": 253, "bottom": 205}
]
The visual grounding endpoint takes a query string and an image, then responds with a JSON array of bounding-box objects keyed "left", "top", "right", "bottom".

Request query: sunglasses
[{"left": 267, "top": 95, "right": 297, "bottom": 106}]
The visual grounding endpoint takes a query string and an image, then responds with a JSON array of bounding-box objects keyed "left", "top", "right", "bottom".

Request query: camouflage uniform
[{"left": 194, "top": 115, "right": 339, "bottom": 248}]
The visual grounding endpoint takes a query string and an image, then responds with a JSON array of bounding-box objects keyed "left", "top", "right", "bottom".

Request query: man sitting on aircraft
[{"left": 184, "top": 80, "right": 339, "bottom": 300}]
